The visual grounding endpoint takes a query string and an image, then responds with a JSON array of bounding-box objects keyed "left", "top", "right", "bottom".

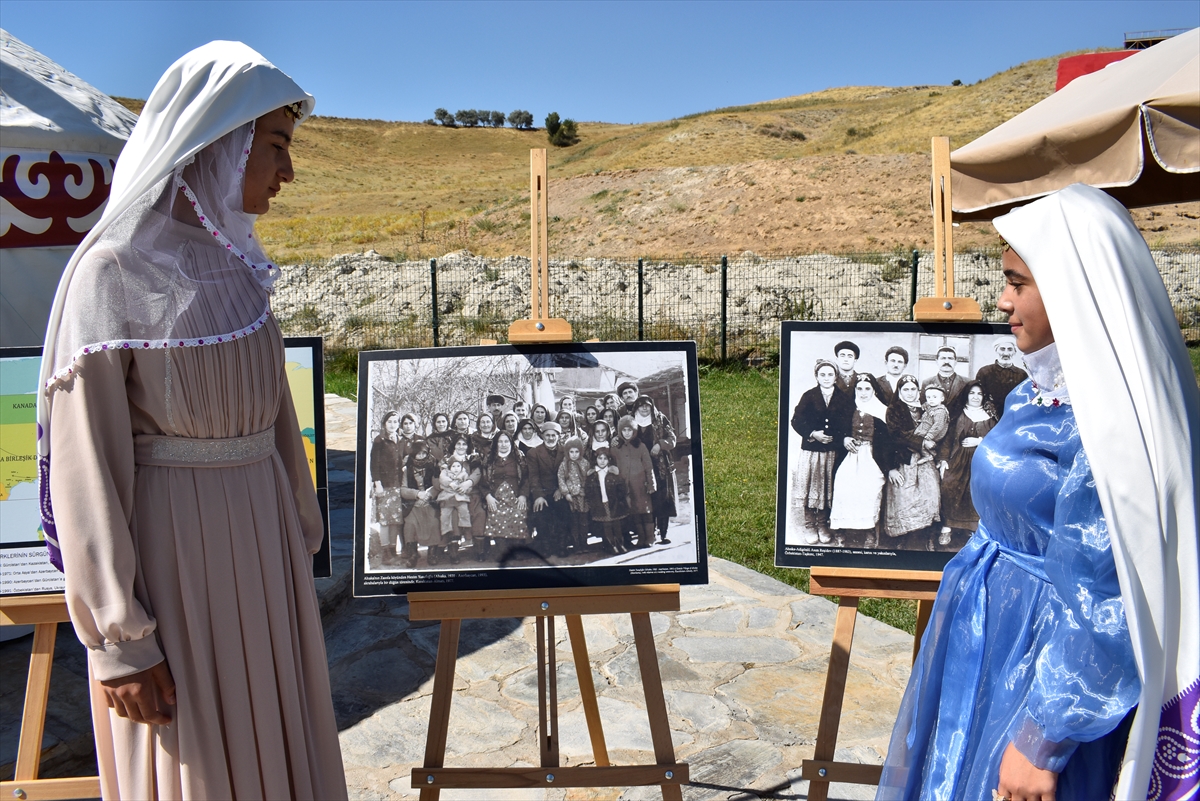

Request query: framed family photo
[
  {"left": 775, "top": 321, "right": 1021, "bottom": 572},
  {"left": 352, "top": 341, "right": 707, "bottom": 596}
]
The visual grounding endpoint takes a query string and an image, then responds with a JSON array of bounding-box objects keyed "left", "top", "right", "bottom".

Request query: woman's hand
[
  {"left": 517, "top": 495, "right": 527, "bottom": 512},
  {"left": 486, "top": 494, "right": 498, "bottom": 512},
  {"left": 997, "top": 742, "right": 1057, "bottom": 801},
  {"left": 888, "top": 469, "right": 903, "bottom": 487},
  {"left": 939, "top": 460, "right": 949, "bottom": 477},
  {"left": 811, "top": 431, "right": 833, "bottom": 445},
  {"left": 962, "top": 436, "right": 983, "bottom": 448},
  {"left": 651, "top": 443, "right": 661, "bottom": 456},
  {"left": 373, "top": 481, "right": 384, "bottom": 498},
  {"left": 100, "top": 660, "right": 176, "bottom": 725},
  {"left": 843, "top": 437, "right": 860, "bottom": 454}
]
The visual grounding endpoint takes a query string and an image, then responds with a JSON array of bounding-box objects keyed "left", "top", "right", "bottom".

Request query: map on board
[
  {"left": 1, "top": 355, "right": 43, "bottom": 545},
  {"left": 2, "top": 344, "right": 326, "bottom": 594},
  {"left": 1, "top": 352, "right": 65, "bottom": 594},
  {"left": 284, "top": 345, "right": 318, "bottom": 487}
]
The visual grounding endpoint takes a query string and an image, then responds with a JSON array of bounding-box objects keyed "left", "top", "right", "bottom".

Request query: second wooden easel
[
  {"left": 412, "top": 150, "right": 688, "bottom": 799},
  {"left": 801, "top": 136, "right": 984, "bottom": 801}
]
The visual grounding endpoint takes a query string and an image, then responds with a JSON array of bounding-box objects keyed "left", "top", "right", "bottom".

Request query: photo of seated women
[{"left": 356, "top": 345, "right": 705, "bottom": 594}]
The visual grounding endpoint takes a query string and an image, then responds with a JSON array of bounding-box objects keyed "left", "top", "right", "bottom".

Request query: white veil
[
  {"left": 994, "top": 184, "right": 1199, "bottom": 801},
  {"left": 36, "top": 41, "right": 314, "bottom": 569}
]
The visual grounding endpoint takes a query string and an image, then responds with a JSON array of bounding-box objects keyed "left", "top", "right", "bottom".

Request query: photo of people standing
[
  {"left": 355, "top": 345, "right": 705, "bottom": 594},
  {"left": 777, "top": 324, "right": 1022, "bottom": 568}
]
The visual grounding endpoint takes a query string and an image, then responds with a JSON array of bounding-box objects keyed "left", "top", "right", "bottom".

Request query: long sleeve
[
  {"left": 49, "top": 350, "right": 165, "bottom": 681},
  {"left": 274, "top": 367, "right": 324, "bottom": 555},
  {"left": 1007, "top": 446, "right": 1141, "bottom": 771}
]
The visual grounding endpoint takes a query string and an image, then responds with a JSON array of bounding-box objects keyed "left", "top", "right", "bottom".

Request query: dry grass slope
[{"left": 112, "top": 50, "right": 1199, "bottom": 263}]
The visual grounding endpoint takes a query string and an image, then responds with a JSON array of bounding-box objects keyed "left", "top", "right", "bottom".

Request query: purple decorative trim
[
  {"left": 1149, "top": 678, "right": 1200, "bottom": 801},
  {"left": 38, "top": 454, "right": 64, "bottom": 573}
]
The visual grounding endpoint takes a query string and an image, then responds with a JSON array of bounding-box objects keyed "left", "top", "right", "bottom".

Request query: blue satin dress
[{"left": 876, "top": 381, "right": 1141, "bottom": 800}]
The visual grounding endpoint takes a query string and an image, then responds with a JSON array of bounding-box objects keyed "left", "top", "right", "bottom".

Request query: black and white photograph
[
  {"left": 775, "top": 321, "right": 1020, "bottom": 571},
  {"left": 353, "top": 342, "right": 707, "bottom": 596}
]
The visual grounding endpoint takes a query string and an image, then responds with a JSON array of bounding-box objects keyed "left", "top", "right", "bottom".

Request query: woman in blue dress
[{"left": 876, "top": 185, "right": 1198, "bottom": 801}]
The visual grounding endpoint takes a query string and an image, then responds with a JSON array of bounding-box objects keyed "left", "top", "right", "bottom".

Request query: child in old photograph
[
  {"left": 913, "top": 386, "right": 949, "bottom": 464},
  {"left": 586, "top": 447, "right": 629, "bottom": 554},
  {"left": 558, "top": 437, "right": 591, "bottom": 552}
]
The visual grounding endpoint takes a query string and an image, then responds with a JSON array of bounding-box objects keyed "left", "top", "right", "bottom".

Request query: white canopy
[
  {"left": 951, "top": 28, "right": 1199, "bottom": 219},
  {"left": 1, "top": 28, "right": 137, "bottom": 346}
]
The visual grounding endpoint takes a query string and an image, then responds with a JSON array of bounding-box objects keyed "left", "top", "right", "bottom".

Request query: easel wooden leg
[
  {"left": 419, "top": 619, "right": 461, "bottom": 801},
  {"left": 631, "top": 612, "right": 683, "bottom": 801},
  {"left": 536, "top": 616, "right": 560, "bottom": 767},
  {"left": 808, "top": 597, "right": 859, "bottom": 801},
  {"left": 913, "top": 598, "right": 934, "bottom": 664},
  {"left": 566, "top": 614, "right": 610, "bottom": 766},
  {"left": 15, "top": 621, "right": 57, "bottom": 781}
]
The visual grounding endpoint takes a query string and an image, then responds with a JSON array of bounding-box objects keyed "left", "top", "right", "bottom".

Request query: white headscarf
[
  {"left": 994, "top": 184, "right": 1199, "bottom": 801},
  {"left": 36, "top": 41, "right": 314, "bottom": 569}
]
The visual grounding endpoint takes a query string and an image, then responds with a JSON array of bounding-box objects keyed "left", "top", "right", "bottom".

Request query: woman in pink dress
[{"left": 37, "top": 42, "right": 346, "bottom": 800}]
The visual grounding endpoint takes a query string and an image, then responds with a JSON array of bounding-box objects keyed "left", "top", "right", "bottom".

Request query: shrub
[
  {"left": 545, "top": 112, "right": 561, "bottom": 138},
  {"left": 951, "top": 79, "right": 963, "bottom": 86},
  {"left": 549, "top": 116, "right": 579, "bottom": 147},
  {"left": 433, "top": 108, "right": 454, "bottom": 127}
]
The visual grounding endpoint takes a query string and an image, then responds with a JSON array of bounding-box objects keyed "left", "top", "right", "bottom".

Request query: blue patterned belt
[{"left": 134, "top": 427, "right": 275, "bottom": 468}]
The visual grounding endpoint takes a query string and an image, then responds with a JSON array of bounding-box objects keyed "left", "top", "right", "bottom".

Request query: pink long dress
[{"left": 49, "top": 291, "right": 346, "bottom": 799}]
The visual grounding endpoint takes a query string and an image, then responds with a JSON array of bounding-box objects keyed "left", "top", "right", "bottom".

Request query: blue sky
[{"left": 3, "top": 1, "right": 1196, "bottom": 124}]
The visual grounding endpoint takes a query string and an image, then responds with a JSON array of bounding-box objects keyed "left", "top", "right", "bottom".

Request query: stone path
[{"left": 2, "top": 393, "right": 913, "bottom": 800}]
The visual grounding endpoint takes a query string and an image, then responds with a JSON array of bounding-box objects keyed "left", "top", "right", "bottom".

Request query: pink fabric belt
[{"left": 134, "top": 427, "right": 275, "bottom": 468}]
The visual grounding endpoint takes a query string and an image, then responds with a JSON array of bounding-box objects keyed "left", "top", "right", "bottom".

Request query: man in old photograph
[
  {"left": 974, "top": 337, "right": 1027, "bottom": 418},
  {"left": 876, "top": 345, "right": 909, "bottom": 405},
  {"left": 833, "top": 340, "right": 860, "bottom": 395},
  {"left": 920, "top": 345, "right": 968, "bottom": 407}
]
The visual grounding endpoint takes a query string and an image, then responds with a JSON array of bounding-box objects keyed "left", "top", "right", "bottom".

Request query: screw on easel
[
  {"left": 546, "top": 773, "right": 555, "bottom": 782},
  {"left": 426, "top": 775, "right": 435, "bottom": 784},
  {"left": 536, "top": 322, "right": 545, "bottom": 331},
  {"left": 943, "top": 301, "right": 953, "bottom": 310},
  {"left": 14, "top": 789, "right": 29, "bottom": 799},
  {"left": 818, "top": 768, "right": 828, "bottom": 777},
  {"left": 665, "top": 770, "right": 674, "bottom": 780},
  {"left": 541, "top": 601, "right": 549, "bottom": 610}
]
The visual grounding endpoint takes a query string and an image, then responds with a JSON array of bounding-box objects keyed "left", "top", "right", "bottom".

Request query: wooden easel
[
  {"left": 413, "top": 150, "right": 687, "bottom": 798},
  {"left": 0, "top": 594, "right": 102, "bottom": 801},
  {"left": 802, "top": 136, "right": 984, "bottom": 801},
  {"left": 799, "top": 569, "right": 941, "bottom": 799},
  {"left": 408, "top": 586, "right": 687, "bottom": 798}
]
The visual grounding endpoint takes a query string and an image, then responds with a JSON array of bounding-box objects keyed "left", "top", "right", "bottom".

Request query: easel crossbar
[
  {"left": 412, "top": 764, "right": 689, "bottom": 789},
  {"left": 808, "top": 568, "right": 941, "bottom": 601}
]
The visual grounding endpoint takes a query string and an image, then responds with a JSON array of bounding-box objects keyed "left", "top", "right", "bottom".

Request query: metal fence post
[
  {"left": 720, "top": 255, "right": 728, "bottom": 363},
  {"left": 637, "top": 258, "right": 644, "bottom": 341},
  {"left": 430, "top": 258, "right": 439, "bottom": 347},
  {"left": 909, "top": 250, "right": 919, "bottom": 322}
]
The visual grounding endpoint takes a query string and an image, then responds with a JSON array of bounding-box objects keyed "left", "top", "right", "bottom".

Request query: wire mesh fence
[{"left": 271, "top": 247, "right": 1200, "bottom": 361}]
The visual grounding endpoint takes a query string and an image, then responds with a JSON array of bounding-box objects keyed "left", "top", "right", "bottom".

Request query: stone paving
[{"left": 1, "top": 393, "right": 912, "bottom": 800}]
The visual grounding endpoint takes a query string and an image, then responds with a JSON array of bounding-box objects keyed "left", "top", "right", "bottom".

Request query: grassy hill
[{"left": 113, "top": 48, "right": 1199, "bottom": 263}]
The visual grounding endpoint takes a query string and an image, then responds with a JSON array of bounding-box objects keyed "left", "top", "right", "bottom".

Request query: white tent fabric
[{"left": 1, "top": 28, "right": 137, "bottom": 346}]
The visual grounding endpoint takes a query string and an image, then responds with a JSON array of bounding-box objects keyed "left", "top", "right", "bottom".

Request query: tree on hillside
[
  {"left": 507, "top": 110, "right": 533, "bottom": 129},
  {"left": 489, "top": 110, "right": 506, "bottom": 128},
  {"left": 548, "top": 115, "right": 578, "bottom": 147},
  {"left": 434, "top": 108, "right": 455, "bottom": 127},
  {"left": 455, "top": 109, "right": 479, "bottom": 127}
]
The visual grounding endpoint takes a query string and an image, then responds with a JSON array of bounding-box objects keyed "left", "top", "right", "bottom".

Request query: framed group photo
[
  {"left": 353, "top": 341, "right": 707, "bottom": 596},
  {"left": 775, "top": 321, "right": 1022, "bottom": 571}
]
